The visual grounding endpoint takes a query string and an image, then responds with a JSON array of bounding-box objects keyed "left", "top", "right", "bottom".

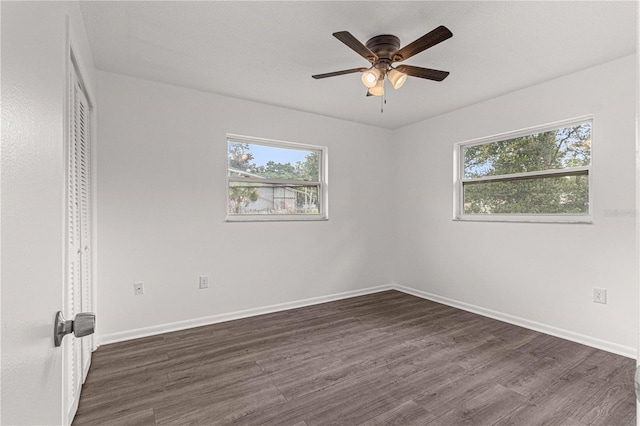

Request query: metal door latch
[{"left": 54, "top": 311, "right": 95, "bottom": 347}]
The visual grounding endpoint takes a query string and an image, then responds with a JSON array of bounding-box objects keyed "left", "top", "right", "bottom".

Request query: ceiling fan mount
[
  {"left": 364, "top": 34, "right": 401, "bottom": 61},
  {"left": 312, "top": 26, "right": 453, "bottom": 97}
]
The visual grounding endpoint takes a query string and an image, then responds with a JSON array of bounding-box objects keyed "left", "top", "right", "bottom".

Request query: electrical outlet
[
  {"left": 593, "top": 288, "right": 607, "bottom": 304},
  {"left": 133, "top": 282, "right": 144, "bottom": 296},
  {"left": 199, "top": 275, "right": 209, "bottom": 289}
]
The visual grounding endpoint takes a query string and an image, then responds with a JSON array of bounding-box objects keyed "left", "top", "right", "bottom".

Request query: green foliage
[
  {"left": 255, "top": 152, "right": 319, "bottom": 181},
  {"left": 228, "top": 184, "right": 259, "bottom": 213},
  {"left": 296, "top": 152, "right": 320, "bottom": 182},
  {"left": 293, "top": 185, "right": 319, "bottom": 213},
  {"left": 463, "top": 124, "right": 591, "bottom": 215},
  {"left": 228, "top": 142, "right": 256, "bottom": 173},
  {"left": 259, "top": 161, "right": 298, "bottom": 180},
  {"left": 464, "top": 175, "right": 588, "bottom": 214},
  {"left": 228, "top": 142, "right": 319, "bottom": 181}
]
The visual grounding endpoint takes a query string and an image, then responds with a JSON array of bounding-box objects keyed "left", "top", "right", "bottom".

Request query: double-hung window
[
  {"left": 226, "top": 134, "right": 327, "bottom": 221},
  {"left": 455, "top": 117, "right": 592, "bottom": 223}
]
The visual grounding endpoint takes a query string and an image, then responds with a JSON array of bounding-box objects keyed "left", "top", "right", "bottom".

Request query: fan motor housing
[{"left": 365, "top": 34, "right": 401, "bottom": 60}]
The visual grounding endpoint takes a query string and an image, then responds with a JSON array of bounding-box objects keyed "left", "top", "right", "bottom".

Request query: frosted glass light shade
[
  {"left": 368, "top": 79, "right": 384, "bottom": 96},
  {"left": 388, "top": 69, "right": 407, "bottom": 89},
  {"left": 361, "top": 68, "right": 381, "bottom": 88}
]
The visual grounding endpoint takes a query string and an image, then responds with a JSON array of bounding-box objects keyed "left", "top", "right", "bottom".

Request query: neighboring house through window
[{"left": 226, "top": 134, "right": 328, "bottom": 221}]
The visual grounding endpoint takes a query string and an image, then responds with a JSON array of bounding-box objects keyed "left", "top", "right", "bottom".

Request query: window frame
[
  {"left": 225, "top": 134, "right": 328, "bottom": 222},
  {"left": 453, "top": 116, "right": 593, "bottom": 224}
]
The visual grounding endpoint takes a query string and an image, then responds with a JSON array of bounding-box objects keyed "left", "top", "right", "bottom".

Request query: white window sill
[
  {"left": 226, "top": 215, "right": 329, "bottom": 223},
  {"left": 453, "top": 215, "right": 593, "bottom": 224}
]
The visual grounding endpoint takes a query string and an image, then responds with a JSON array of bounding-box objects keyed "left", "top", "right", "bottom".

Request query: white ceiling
[{"left": 80, "top": 1, "right": 637, "bottom": 130}]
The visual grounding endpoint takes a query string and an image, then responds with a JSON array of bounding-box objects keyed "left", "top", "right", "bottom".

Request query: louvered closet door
[
  {"left": 64, "top": 61, "right": 93, "bottom": 423},
  {"left": 77, "top": 70, "right": 93, "bottom": 379}
]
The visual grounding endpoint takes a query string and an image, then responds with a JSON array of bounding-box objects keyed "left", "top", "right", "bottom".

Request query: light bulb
[
  {"left": 361, "top": 68, "right": 381, "bottom": 88},
  {"left": 388, "top": 69, "right": 407, "bottom": 89},
  {"left": 368, "top": 78, "right": 384, "bottom": 96}
]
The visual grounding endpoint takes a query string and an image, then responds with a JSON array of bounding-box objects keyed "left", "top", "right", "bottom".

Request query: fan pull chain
[{"left": 380, "top": 79, "right": 386, "bottom": 113}]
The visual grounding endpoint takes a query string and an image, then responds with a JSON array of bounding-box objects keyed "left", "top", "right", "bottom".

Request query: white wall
[
  {"left": 394, "top": 55, "right": 638, "bottom": 356},
  {"left": 97, "top": 56, "right": 638, "bottom": 356},
  {"left": 1, "top": 1, "right": 95, "bottom": 424},
  {"left": 96, "top": 71, "right": 395, "bottom": 339}
]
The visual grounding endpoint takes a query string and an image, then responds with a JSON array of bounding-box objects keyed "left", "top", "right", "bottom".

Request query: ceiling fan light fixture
[
  {"left": 313, "top": 26, "right": 453, "bottom": 107},
  {"left": 369, "top": 78, "right": 384, "bottom": 96},
  {"left": 361, "top": 68, "right": 381, "bottom": 88},
  {"left": 388, "top": 68, "right": 407, "bottom": 89}
]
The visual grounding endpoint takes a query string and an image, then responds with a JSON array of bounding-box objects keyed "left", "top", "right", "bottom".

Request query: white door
[
  {"left": 636, "top": 6, "right": 640, "bottom": 424},
  {"left": 63, "top": 54, "right": 94, "bottom": 423},
  {"left": 1, "top": 3, "right": 96, "bottom": 424}
]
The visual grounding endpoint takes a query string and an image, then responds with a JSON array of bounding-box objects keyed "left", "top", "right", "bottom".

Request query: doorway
[{"left": 64, "top": 47, "right": 95, "bottom": 424}]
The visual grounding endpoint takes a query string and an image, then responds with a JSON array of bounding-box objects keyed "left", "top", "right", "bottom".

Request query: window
[
  {"left": 226, "top": 134, "right": 327, "bottom": 221},
  {"left": 455, "top": 117, "right": 592, "bottom": 223}
]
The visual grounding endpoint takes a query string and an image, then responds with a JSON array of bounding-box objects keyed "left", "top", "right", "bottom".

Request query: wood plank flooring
[{"left": 73, "top": 291, "right": 636, "bottom": 425}]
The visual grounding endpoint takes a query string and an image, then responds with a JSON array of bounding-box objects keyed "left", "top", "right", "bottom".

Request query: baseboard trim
[
  {"left": 394, "top": 284, "right": 637, "bottom": 359},
  {"left": 98, "top": 283, "right": 636, "bottom": 359},
  {"left": 97, "top": 284, "right": 394, "bottom": 345}
]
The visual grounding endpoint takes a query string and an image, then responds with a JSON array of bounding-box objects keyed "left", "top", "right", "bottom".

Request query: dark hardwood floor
[{"left": 73, "top": 290, "right": 635, "bottom": 425}]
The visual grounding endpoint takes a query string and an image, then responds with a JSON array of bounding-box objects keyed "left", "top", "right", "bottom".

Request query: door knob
[{"left": 54, "top": 311, "right": 95, "bottom": 347}]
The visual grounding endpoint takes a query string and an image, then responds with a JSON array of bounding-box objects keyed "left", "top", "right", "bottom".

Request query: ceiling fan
[{"left": 312, "top": 26, "right": 453, "bottom": 97}]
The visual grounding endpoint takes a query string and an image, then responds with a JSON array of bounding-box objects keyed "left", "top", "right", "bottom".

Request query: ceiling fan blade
[
  {"left": 312, "top": 67, "right": 368, "bottom": 79},
  {"left": 393, "top": 26, "right": 453, "bottom": 62},
  {"left": 395, "top": 65, "right": 450, "bottom": 81},
  {"left": 333, "top": 31, "right": 378, "bottom": 63}
]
